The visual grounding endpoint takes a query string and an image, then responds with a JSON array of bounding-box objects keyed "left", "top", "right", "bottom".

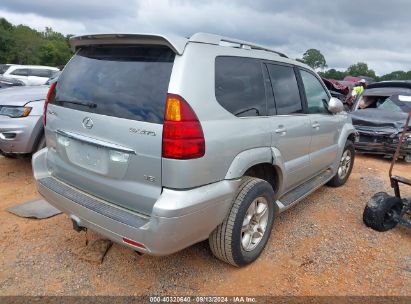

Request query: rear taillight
[
  {"left": 43, "top": 82, "right": 57, "bottom": 126},
  {"left": 162, "top": 94, "right": 205, "bottom": 159}
]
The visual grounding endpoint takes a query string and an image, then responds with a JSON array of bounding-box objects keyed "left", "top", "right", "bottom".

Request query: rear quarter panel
[{"left": 163, "top": 43, "right": 296, "bottom": 189}]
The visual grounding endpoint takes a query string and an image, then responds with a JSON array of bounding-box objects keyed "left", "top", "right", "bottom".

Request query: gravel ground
[{"left": 0, "top": 154, "right": 410, "bottom": 296}]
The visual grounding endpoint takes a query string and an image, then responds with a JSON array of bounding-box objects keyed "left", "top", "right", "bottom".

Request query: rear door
[
  {"left": 45, "top": 45, "right": 175, "bottom": 215},
  {"left": 298, "top": 69, "right": 340, "bottom": 174},
  {"left": 265, "top": 63, "right": 312, "bottom": 192}
]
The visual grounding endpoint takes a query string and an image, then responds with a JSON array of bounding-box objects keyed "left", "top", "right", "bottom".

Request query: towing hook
[{"left": 70, "top": 215, "right": 86, "bottom": 232}]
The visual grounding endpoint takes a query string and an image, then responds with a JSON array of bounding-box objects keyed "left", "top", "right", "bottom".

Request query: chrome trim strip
[{"left": 56, "top": 129, "right": 136, "bottom": 154}]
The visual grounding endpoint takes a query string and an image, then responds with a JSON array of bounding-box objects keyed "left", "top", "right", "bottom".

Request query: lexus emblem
[{"left": 82, "top": 117, "right": 93, "bottom": 129}]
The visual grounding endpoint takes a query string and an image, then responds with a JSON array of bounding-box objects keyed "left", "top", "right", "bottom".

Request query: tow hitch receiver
[{"left": 70, "top": 215, "right": 85, "bottom": 232}]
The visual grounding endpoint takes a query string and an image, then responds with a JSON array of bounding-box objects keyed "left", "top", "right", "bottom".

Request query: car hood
[
  {"left": 351, "top": 108, "right": 411, "bottom": 136},
  {"left": 0, "top": 85, "right": 49, "bottom": 106}
]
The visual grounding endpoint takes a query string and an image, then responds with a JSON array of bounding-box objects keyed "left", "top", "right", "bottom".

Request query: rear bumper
[
  {"left": 33, "top": 148, "right": 239, "bottom": 255},
  {"left": 0, "top": 115, "right": 42, "bottom": 154}
]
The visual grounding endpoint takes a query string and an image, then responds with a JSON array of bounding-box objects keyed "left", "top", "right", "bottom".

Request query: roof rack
[{"left": 189, "top": 32, "right": 288, "bottom": 58}]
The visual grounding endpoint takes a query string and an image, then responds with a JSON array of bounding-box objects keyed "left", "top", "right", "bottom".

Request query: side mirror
[{"left": 328, "top": 97, "right": 344, "bottom": 113}]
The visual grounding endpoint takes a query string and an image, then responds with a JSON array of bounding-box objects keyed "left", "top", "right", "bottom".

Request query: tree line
[
  {"left": 1, "top": 17, "right": 410, "bottom": 81},
  {"left": 298, "top": 48, "right": 411, "bottom": 81},
  {"left": 0, "top": 17, "right": 73, "bottom": 67}
]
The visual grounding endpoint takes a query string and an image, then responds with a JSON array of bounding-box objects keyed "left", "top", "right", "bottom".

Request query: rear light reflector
[
  {"left": 162, "top": 94, "right": 205, "bottom": 159},
  {"left": 43, "top": 82, "right": 57, "bottom": 126},
  {"left": 122, "top": 237, "right": 146, "bottom": 249}
]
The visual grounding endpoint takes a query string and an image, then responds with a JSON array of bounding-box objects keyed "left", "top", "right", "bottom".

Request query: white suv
[{"left": 1, "top": 65, "right": 59, "bottom": 86}]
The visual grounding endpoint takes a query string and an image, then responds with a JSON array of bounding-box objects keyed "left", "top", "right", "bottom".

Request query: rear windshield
[
  {"left": 52, "top": 45, "right": 175, "bottom": 124},
  {"left": 0, "top": 64, "right": 10, "bottom": 74}
]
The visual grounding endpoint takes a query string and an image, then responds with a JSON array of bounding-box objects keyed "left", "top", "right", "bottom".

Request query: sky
[{"left": 0, "top": 0, "right": 410, "bottom": 75}]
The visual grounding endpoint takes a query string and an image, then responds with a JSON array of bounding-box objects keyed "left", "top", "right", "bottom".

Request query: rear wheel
[
  {"left": 363, "top": 192, "right": 403, "bottom": 232},
  {"left": 209, "top": 177, "right": 275, "bottom": 267},
  {"left": 327, "top": 140, "right": 355, "bottom": 187}
]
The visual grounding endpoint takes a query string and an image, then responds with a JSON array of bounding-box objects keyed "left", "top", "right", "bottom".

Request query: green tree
[
  {"left": 319, "top": 68, "right": 348, "bottom": 80},
  {"left": 346, "top": 62, "right": 376, "bottom": 79},
  {"left": 7, "top": 25, "right": 44, "bottom": 64},
  {"left": 0, "top": 18, "right": 73, "bottom": 67},
  {"left": 39, "top": 40, "right": 72, "bottom": 66},
  {"left": 300, "top": 49, "right": 327, "bottom": 70},
  {"left": 379, "top": 70, "right": 410, "bottom": 81},
  {"left": 0, "top": 18, "right": 14, "bottom": 63}
]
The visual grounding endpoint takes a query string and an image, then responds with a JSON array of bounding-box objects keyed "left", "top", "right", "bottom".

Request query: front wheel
[
  {"left": 209, "top": 177, "right": 275, "bottom": 267},
  {"left": 327, "top": 140, "right": 355, "bottom": 187}
]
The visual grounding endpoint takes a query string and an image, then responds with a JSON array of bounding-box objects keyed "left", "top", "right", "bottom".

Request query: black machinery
[{"left": 363, "top": 94, "right": 411, "bottom": 231}]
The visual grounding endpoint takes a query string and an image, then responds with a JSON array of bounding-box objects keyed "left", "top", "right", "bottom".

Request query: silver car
[
  {"left": 0, "top": 74, "right": 59, "bottom": 156},
  {"left": 32, "top": 33, "right": 357, "bottom": 266},
  {"left": 0, "top": 86, "right": 48, "bottom": 155}
]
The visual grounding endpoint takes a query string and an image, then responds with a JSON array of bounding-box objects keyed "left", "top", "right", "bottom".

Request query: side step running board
[{"left": 276, "top": 169, "right": 334, "bottom": 212}]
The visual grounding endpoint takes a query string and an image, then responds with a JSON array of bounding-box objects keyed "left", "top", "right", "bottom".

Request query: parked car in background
[
  {"left": 0, "top": 73, "right": 59, "bottom": 156},
  {"left": 33, "top": 32, "right": 356, "bottom": 266},
  {"left": 0, "top": 64, "right": 59, "bottom": 86},
  {"left": 344, "top": 75, "right": 375, "bottom": 84},
  {"left": 0, "top": 76, "right": 25, "bottom": 89},
  {"left": 351, "top": 81, "right": 411, "bottom": 162}
]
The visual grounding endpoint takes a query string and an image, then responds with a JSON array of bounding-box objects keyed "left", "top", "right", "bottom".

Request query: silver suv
[{"left": 32, "top": 33, "right": 356, "bottom": 266}]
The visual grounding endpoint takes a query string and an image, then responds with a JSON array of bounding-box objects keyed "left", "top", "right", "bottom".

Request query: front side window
[
  {"left": 300, "top": 70, "right": 329, "bottom": 114},
  {"left": 266, "top": 64, "right": 302, "bottom": 115},
  {"left": 215, "top": 56, "right": 267, "bottom": 117},
  {"left": 10, "top": 69, "right": 29, "bottom": 76}
]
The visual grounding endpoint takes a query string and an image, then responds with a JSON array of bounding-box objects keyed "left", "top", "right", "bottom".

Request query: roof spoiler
[
  {"left": 69, "top": 33, "right": 188, "bottom": 55},
  {"left": 70, "top": 32, "right": 288, "bottom": 58}
]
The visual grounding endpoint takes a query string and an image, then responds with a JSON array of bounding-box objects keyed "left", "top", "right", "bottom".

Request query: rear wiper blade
[
  {"left": 59, "top": 100, "right": 97, "bottom": 108},
  {"left": 235, "top": 107, "right": 260, "bottom": 116}
]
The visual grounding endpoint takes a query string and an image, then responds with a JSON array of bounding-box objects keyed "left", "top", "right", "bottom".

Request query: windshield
[
  {"left": 51, "top": 45, "right": 175, "bottom": 124},
  {"left": 357, "top": 95, "right": 405, "bottom": 113},
  {"left": 377, "top": 97, "right": 403, "bottom": 112}
]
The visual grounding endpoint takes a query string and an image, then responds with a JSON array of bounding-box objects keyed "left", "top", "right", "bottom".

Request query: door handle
[
  {"left": 312, "top": 122, "right": 320, "bottom": 129},
  {"left": 275, "top": 127, "right": 287, "bottom": 134}
]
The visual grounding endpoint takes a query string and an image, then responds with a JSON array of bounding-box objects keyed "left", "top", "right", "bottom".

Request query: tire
[
  {"left": 209, "top": 177, "right": 275, "bottom": 267},
  {"left": 405, "top": 154, "right": 411, "bottom": 163},
  {"left": 34, "top": 134, "right": 46, "bottom": 153},
  {"left": 1, "top": 151, "right": 18, "bottom": 158},
  {"left": 363, "top": 192, "right": 403, "bottom": 232},
  {"left": 327, "top": 140, "right": 355, "bottom": 187}
]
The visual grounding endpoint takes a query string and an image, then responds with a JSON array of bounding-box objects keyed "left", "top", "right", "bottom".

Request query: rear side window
[
  {"left": 266, "top": 64, "right": 302, "bottom": 115},
  {"left": 30, "top": 69, "right": 52, "bottom": 77},
  {"left": 52, "top": 45, "right": 175, "bottom": 124},
  {"left": 215, "top": 57, "right": 267, "bottom": 117},
  {"left": 10, "top": 69, "right": 29, "bottom": 76}
]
